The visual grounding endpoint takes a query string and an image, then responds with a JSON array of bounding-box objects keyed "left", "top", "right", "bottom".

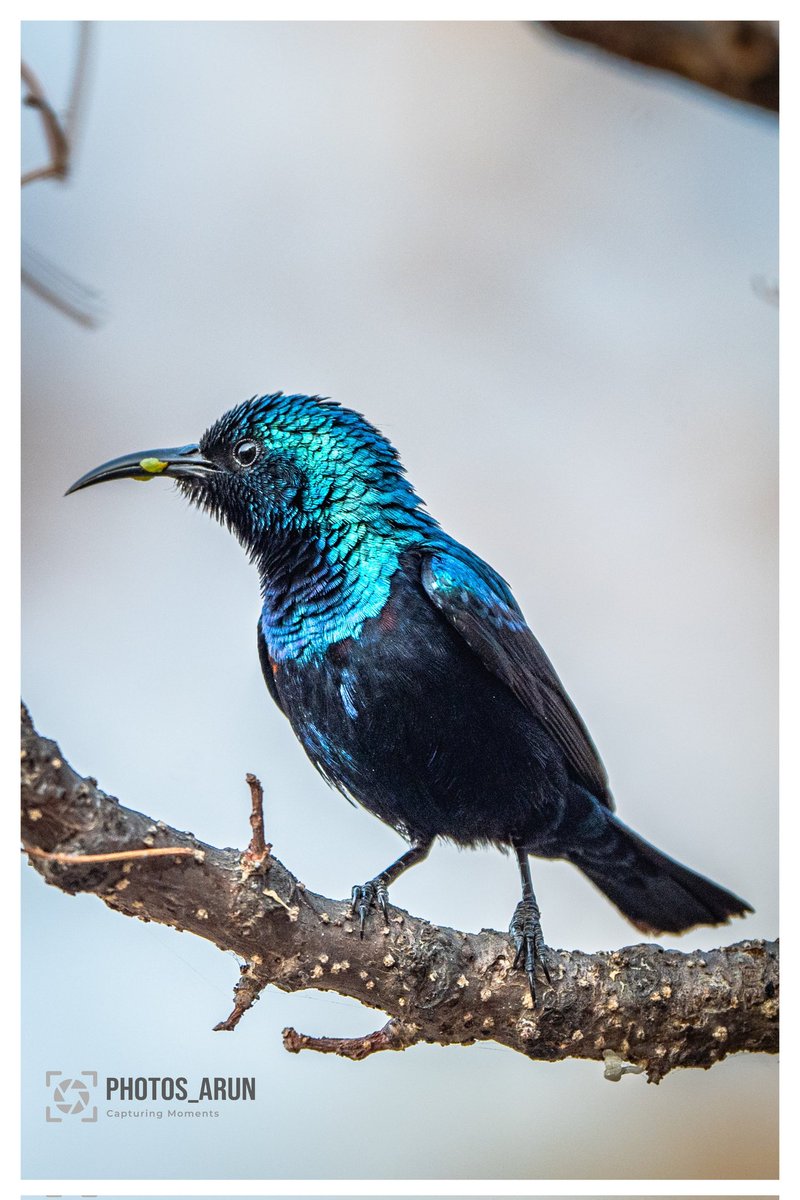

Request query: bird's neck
[{"left": 256, "top": 520, "right": 425, "bottom": 664}]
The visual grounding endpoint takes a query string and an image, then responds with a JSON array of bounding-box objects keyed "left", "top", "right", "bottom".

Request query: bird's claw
[
  {"left": 510, "top": 896, "right": 551, "bottom": 1003},
  {"left": 350, "top": 879, "right": 390, "bottom": 937}
]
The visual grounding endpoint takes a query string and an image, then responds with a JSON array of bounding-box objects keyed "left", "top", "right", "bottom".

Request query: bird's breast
[{"left": 269, "top": 552, "right": 566, "bottom": 845}]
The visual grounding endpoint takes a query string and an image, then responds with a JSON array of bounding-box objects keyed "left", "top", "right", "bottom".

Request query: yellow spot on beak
[
  {"left": 133, "top": 457, "right": 169, "bottom": 481},
  {"left": 139, "top": 457, "right": 168, "bottom": 474}
]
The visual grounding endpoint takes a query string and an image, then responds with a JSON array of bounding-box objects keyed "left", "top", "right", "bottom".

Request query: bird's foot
[
  {"left": 350, "top": 878, "right": 390, "bottom": 937},
  {"left": 510, "top": 896, "right": 551, "bottom": 1004}
]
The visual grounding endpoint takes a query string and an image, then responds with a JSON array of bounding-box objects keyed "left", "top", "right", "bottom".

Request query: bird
[{"left": 67, "top": 392, "right": 752, "bottom": 999}]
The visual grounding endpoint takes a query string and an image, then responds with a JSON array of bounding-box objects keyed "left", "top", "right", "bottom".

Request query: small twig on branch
[
  {"left": 214, "top": 961, "right": 270, "bottom": 1032},
  {"left": 282, "top": 1019, "right": 418, "bottom": 1061},
  {"left": 22, "top": 844, "right": 201, "bottom": 865},
  {"left": 242, "top": 772, "right": 271, "bottom": 874},
  {"left": 20, "top": 703, "right": 778, "bottom": 1081}
]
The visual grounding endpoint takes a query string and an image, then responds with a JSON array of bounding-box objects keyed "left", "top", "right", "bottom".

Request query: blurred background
[{"left": 21, "top": 20, "right": 777, "bottom": 1181}]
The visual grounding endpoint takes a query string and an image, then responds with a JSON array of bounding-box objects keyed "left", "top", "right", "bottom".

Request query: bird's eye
[{"left": 233, "top": 439, "right": 260, "bottom": 468}]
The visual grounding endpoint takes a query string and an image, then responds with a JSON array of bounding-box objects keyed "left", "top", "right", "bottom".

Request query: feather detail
[{"left": 421, "top": 542, "right": 613, "bottom": 807}]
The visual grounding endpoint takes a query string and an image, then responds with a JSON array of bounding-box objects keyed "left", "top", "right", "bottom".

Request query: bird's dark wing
[
  {"left": 420, "top": 545, "right": 613, "bottom": 807},
  {"left": 257, "top": 621, "right": 286, "bottom": 715}
]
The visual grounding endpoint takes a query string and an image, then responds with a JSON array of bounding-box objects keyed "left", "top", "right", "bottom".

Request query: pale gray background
[{"left": 22, "top": 20, "right": 777, "bottom": 1181}]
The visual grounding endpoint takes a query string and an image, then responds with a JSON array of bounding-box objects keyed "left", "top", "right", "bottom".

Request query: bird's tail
[{"left": 563, "top": 811, "right": 752, "bottom": 934}]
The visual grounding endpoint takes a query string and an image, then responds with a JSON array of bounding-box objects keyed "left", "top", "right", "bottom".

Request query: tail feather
[{"left": 565, "top": 813, "right": 752, "bottom": 934}]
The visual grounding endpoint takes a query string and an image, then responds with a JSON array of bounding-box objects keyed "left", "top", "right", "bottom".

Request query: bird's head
[{"left": 67, "top": 393, "right": 430, "bottom": 567}]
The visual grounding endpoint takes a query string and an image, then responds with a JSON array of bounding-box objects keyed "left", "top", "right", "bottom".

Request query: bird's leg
[
  {"left": 509, "top": 841, "right": 551, "bottom": 1003},
  {"left": 350, "top": 839, "right": 433, "bottom": 937}
]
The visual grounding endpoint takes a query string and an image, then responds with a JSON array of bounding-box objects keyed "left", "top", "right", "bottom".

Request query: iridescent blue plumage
[
  {"left": 197, "top": 394, "right": 438, "bottom": 663},
  {"left": 68, "top": 391, "right": 752, "bottom": 1000}
]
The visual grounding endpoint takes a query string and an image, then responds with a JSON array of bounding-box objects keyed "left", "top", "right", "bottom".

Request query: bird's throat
[{"left": 257, "top": 525, "right": 417, "bottom": 664}]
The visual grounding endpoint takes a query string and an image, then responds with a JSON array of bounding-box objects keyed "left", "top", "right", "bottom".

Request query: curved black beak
[{"left": 66, "top": 444, "right": 217, "bottom": 496}]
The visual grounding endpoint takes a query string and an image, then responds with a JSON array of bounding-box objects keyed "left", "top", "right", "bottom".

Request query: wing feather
[{"left": 420, "top": 546, "right": 613, "bottom": 807}]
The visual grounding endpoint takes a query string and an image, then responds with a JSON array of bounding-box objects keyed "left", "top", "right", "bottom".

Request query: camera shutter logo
[{"left": 45, "top": 1070, "right": 98, "bottom": 1123}]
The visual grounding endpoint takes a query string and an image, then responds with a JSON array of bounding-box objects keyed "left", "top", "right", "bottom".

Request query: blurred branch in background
[
  {"left": 21, "top": 59, "right": 69, "bottom": 185},
  {"left": 541, "top": 21, "right": 779, "bottom": 114},
  {"left": 21, "top": 20, "right": 91, "bottom": 184},
  {"left": 22, "top": 704, "right": 778, "bottom": 1083},
  {"left": 21, "top": 240, "right": 106, "bottom": 328},
  {"left": 21, "top": 21, "right": 105, "bottom": 327}
]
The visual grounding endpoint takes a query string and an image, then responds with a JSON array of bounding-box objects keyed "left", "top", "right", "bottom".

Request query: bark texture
[{"left": 21, "top": 704, "right": 777, "bottom": 1081}]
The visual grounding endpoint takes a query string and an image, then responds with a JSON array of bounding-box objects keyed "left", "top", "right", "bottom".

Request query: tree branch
[
  {"left": 21, "top": 24, "right": 104, "bottom": 328},
  {"left": 541, "top": 21, "right": 779, "bottom": 114},
  {"left": 21, "top": 22, "right": 92, "bottom": 186},
  {"left": 21, "top": 703, "right": 777, "bottom": 1082},
  {"left": 21, "top": 61, "right": 70, "bottom": 186}
]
